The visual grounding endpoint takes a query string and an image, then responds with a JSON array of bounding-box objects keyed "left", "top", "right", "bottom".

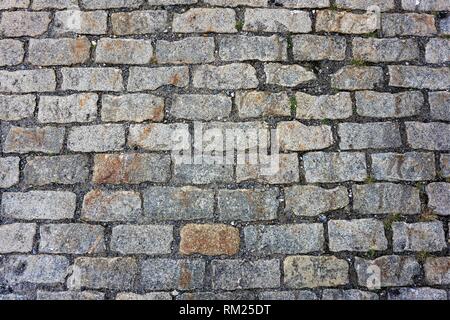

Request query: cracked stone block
[
  {"left": 193, "top": 63, "right": 258, "bottom": 90},
  {"left": 316, "top": 10, "right": 379, "bottom": 34},
  {"left": 264, "top": 63, "right": 316, "bottom": 87}
]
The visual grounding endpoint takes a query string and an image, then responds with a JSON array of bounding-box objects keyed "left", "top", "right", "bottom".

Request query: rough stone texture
[
  {"left": 0, "top": 12, "right": 50, "bottom": 37},
  {"left": 265, "top": 63, "right": 316, "bottom": 87},
  {"left": 336, "top": 0, "right": 394, "bottom": 11},
  {"left": 111, "top": 225, "right": 173, "bottom": 255},
  {"left": 193, "top": 63, "right": 258, "bottom": 90},
  {"left": 156, "top": 37, "right": 215, "bottom": 64},
  {"left": 0, "top": 223, "right": 36, "bottom": 254},
  {"left": 429, "top": 91, "right": 450, "bottom": 121},
  {"left": 101, "top": 94, "right": 164, "bottom": 122},
  {"left": 427, "top": 183, "right": 450, "bottom": 216},
  {"left": 61, "top": 68, "right": 123, "bottom": 92},
  {"left": 353, "top": 38, "right": 420, "bottom": 62},
  {"left": 392, "top": 222, "right": 446, "bottom": 252},
  {"left": 128, "top": 66, "right": 189, "bottom": 91},
  {"left": 0, "top": 157, "right": 20, "bottom": 189},
  {"left": 425, "top": 38, "right": 450, "bottom": 63},
  {"left": 128, "top": 123, "right": 188, "bottom": 151},
  {"left": 37, "top": 291, "right": 105, "bottom": 301},
  {"left": 219, "top": 36, "right": 287, "bottom": 62},
  {"left": 356, "top": 91, "right": 423, "bottom": 118},
  {"left": 54, "top": 10, "right": 107, "bottom": 35},
  {"left": 0, "top": 0, "right": 29, "bottom": 9},
  {"left": 3, "top": 126, "right": 64, "bottom": 154},
  {"left": 402, "top": 0, "right": 450, "bottom": 11},
  {"left": 406, "top": 122, "right": 450, "bottom": 150},
  {"left": 180, "top": 224, "right": 240, "bottom": 256},
  {"left": 29, "top": 38, "right": 91, "bottom": 66},
  {"left": 111, "top": 11, "right": 167, "bottom": 35},
  {"left": 171, "top": 94, "right": 231, "bottom": 120},
  {"left": 0, "top": 95, "right": 35, "bottom": 121},
  {"left": 424, "top": 257, "right": 450, "bottom": 285},
  {"left": 322, "top": 289, "right": 379, "bottom": 301},
  {"left": 388, "top": 288, "right": 447, "bottom": 301},
  {"left": 32, "top": 0, "right": 77, "bottom": 9},
  {"left": 173, "top": 8, "right": 236, "bottom": 33},
  {"left": 0, "top": 40, "right": 24, "bottom": 66},
  {"left": 38, "top": 93, "right": 98, "bottom": 123},
  {"left": 67, "top": 124, "right": 125, "bottom": 152},
  {"left": 115, "top": 292, "right": 172, "bottom": 300},
  {"left": 244, "top": 9, "right": 312, "bottom": 33},
  {"left": 95, "top": 38, "right": 153, "bottom": 65},
  {"left": 316, "top": 10, "right": 379, "bottom": 34},
  {"left": 338, "top": 122, "right": 402, "bottom": 150},
  {"left": 293, "top": 35, "right": 346, "bottom": 61},
  {"left": 278, "top": 121, "right": 333, "bottom": 151},
  {"left": 284, "top": 256, "right": 349, "bottom": 288},
  {"left": 389, "top": 66, "right": 450, "bottom": 90},
  {"left": 441, "top": 154, "right": 450, "bottom": 178},
  {"left": 331, "top": 66, "right": 384, "bottom": 90},
  {"left": 0, "top": 70, "right": 56, "bottom": 93},
  {"left": 236, "top": 91, "right": 290, "bottom": 118},
  {"left": 382, "top": 14, "right": 437, "bottom": 36}
]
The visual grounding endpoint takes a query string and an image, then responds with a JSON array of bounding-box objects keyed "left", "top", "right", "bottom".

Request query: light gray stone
[
  {"left": 29, "top": 38, "right": 91, "bottom": 66},
  {"left": 236, "top": 91, "right": 290, "bottom": 118},
  {"left": 406, "top": 122, "right": 450, "bottom": 150},
  {"left": 0, "top": 40, "right": 24, "bottom": 66},
  {"left": 388, "top": 287, "right": 447, "bottom": 300},
  {"left": 338, "top": 122, "right": 402, "bottom": 150},
  {"left": 81, "top": 0, "right": 143, "bottom": 8},
  {"left": 331, "top": 66, "right": 384, "bottom": 90},
  {"left": 193, "top": 63, "right": 258, "bottom": 90},
  {"left": 170, "top": 94, "right": 231, "bottom": 120},
  {"left": 293, "top": 35, "right": 346, "bottom": 61},
  {"left": 54, "top": 10, "right": 107, "bottom": 35},
  {"left": 95, "top": 38, "right": 153, "bottom": 65},
  {"left": 426, "top": 38, "right": 450, "bottom": 63},
  {"left": 278, "top": 121, "right": 334, "bottom": 151},
  {"left": 429, "top": 91, "right": 450, "bottom": 121},
  {"left": 128, "top": 123, "right": 188, "bottom": 151},
  {"left": 0, "top": 223, "right": 36, "bottom": 254},
  {"left": 172, "top": 8, "right": 236, "bottom": 33},
  {"left": 316, "top": 10, "right": 379, "bottom": 34},
  {"left": 156, "top": 37, "right": 215, "bottom": 64},
  {"left": 424, "top": 257, "right": 450, "bottom": 285},
  {"left": 37, "top": 291, "right": 105, "bottom": 300},
  {"left": 265, "top": 63, "right": 316, "bottom": 87},
  {"left": 389, "top": 66, "right": 450, "bottom": 90},
  {"left": 111, "top": 225, "right": 173, "bottom": 255},
  {"left": 392, "top": 222, "right": 446, "bottom": 252},
  {"left": 32, "top": 0, "right": 77, "bottom": 9},
  {"left": 322, "top": 289, "right": 379, "bottom": 300},
  {"left": 402, "top": 0, "right": 450, "bottom": 11},
  {"left": 426, "top": 183, "right": 450, "bottom": 216},
  {"left": 111, "top": 10, "right": 167, "bottom": 35},
  {"left": 336, "top": 0, "right": 394, "bottom": 11},
  {"left": 0, "top": 70, "right": 56, "bottom": 93},
  {"left": 382, "top": 13, "right": 437, "bottom": 36},
  {"left": 353, "top": 38, "right": 420, "bottom": 62},
  {"left": 0, "top": 12, "right": 50, "bottom": 37},
  {"left": 102, "top": 94, "right": 164, "bottom": 122},
  {"left": 3, "top": 126, "right": 64, "bottom": 154},
  {"left": 295, "top": 92, "right": 353, "bottom": 120},
  {"left": 0, "top": 157, "right": 20, "bottom": 189},
  {"left": 219, "top": 36, "right": 287, "bottom": 62},
  {"left": 356, "top": 91, "right": 423, "bottom": 118},
  {"left": 61, "top": 68, "right": 123, "bottom": 91},
  {"left": 116, "top": 292, "right": 172, "bottom": 300},
  {"left": 244, "top": 9, "right": 312, "bottom": 33},
  {"left": 67, "top": 124, "right": 125, "bottom": 152},
  {"left": 128, "top": 66, "right": 189, "bottom": 91},
  {"left": 0, "top": 95, "right": 35, "bottom": 121},
  {"left": 38, "top": 93, "right": 98, "bottom": 123}
]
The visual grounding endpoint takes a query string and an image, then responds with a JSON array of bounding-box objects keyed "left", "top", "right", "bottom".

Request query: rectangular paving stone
[
  {"left": 429, "top": 91, "right": 450, "bottom": 121},
  {"left": 0, "top": 70, "right": 56, "bottom": 93},
  {"left": 61, "top": 68, "right": 123, "bottom": 91},
  {"left": 427, "top": 183, "right": 450, "bottom": 216},
  {"left": 111, "top": 10, "right": 168, "bottom": 35},
  {"left": 204, "top": 0, "right": 267, "bottom": 6},
  {"left": 0, "top": 223, "right": 36, "bottom": 254},
  {"left": 316, "top": 10, "right": 379, "bottom": 34},
  {"left": 0, "top": 12, "right": 50, "bottom": 37},
  {"left": 296, "top": 92, "right": 353, "bottom": 120},
  {"left": 322, "top": 289, "right": 379, "bottom": 301},
  {"left": 274, "top": 0, "right": 329, "bottom": 8},
  {"left": 170, "top": 94, "right": 232, "bottom": 120},
  {"left": 81, "top": 0, "right": 143, "bottom": 8},
  {"left": 425, "top": 38, "right": 450, "bottom": 63},
  {"left": 128, "top": 66, "right": 189, "bottom": 91},
  {"left": 0, "top": 0, "right": 29, "bottom": 9},
  {"left": 102, "top": 94, "right": 164, "bottom": 122},
  {"left": 0, "top": 255, "right": 69, "bottom": 286},
  {"left": 141, "top": 259, "right": 205, "bottom": 290},
  {"left": 236, "top": 91, "right": 290, "bottom": 118},
  {"left": 353, "top": 183, "right": 421, "bottom": 215},
  {"left": 218, "top": 189, "right": 279, "bottom": 222},
  {"left": 388, "top": 288, "right": 447, "bottom": 301},
  {"left": 29, "top": 38, "right": 91, "bottom": 66},
  {"left": 264, "top": 63, "right": 316, "bottom": 87},
  {"left": 402, "top": 0, "right": 450, "bottom": 11},
  {"left": 39, "top": 224, "right": 106, "bottom": 254},
  {"left": 382, "top": 13, "right": 437, "bottom": 36},
  {"left": 173, "top": 163, "right": 234, "bottom": 185},
  {"left": 193, "top": 63, "right": 258, "bottom": 90},
  {"left": 219, "top": 35, "right": 287, "bottom": 62},
  {"left": 0, "top": 157, "right": 20, "bottom": 189},
  {"left": 212, "top": 259, "right": 280, "bottom": 290},
  {"left": 0, "top": 95, "right": 35, "bottom": 121},
  {"left": 1, "top": 191, "right": 76, "bottom": 220},
  {"left": 3, "top": 126, "right": 65, "bottom": 154},
  {"left": 143, "top": 187, "right": 214, "bottom": 221},
  {"left": 32, "top": 0, "right": 78, "bottom": 9},
  {"left": 303, "top": 152, "right": 367, "bottom": 183},
  {"left": 440, "top": 155, "right": 450, "bottom": 178},
  {"left": 440, "top": 15, "right": 450, "bottom": 35},
  {"left": 338, "top": 122, "right": 402, "bottom": 150},
  {"left": 37, "top": 291, "right": 105, "bottom": 301},
  {"left": 116, "top": 292, "right": 171, "bottom": 300},
  {"left": 67, "top": 124, "right": 125, "bottom": 152},
  {"left": 336, "top": 0, "right": 394, "bottom": 11},
  {"left": 95, "top": 38, "right": 153, "bottom": 65},
  {"left": 371, "top": 152, "right": 436, "bottom": 181},
  {"left": 111, "top": 225, "right": 173, "bottom": 255},
  {"left": 424, "top": 257, "right": 450, "bottom": 285},
  {"left": 156, "top": 37, "right": 215, "bottom": 64},
  {"left": 244, "top": 224, "right": 324, "bottom": 255},
  {"left": 389, "top": 66, "right": 450, "bottom": 90},
  {"left": 68, "top": 258, "right": 138, "bottom": 290},
  {"left": 353, "top": 38, "right": 420, "bottom": 62},
  {"left": 82, "top": 190, "right": 142, "bottom": 222},
  {"left": 128, "top": 123, "right": 189, "bottom": 151},
  {"left": 92, "top": 153, "right": 171, "bottom": 184},
  {"left": 331, "top": 66, "right": 384, "bottom": 90},
  {"left": 173, "top": 8, "right": 236, "bottom": 33},
  {"left": 328, "top": 219, "right": 388, "bottom": 252},
  {"left": 24, "top": 155, "right": 90, "bottom": 186},
  {"left": 54, "top": 10, "right": 108, "bottom": 35},
  {"left": 406, "top": 122, "right": 450, "bottom": 150},
  {"left": 392, "top": 222, "right": 446, "bottom": 252},
  {"left": 244, "top": 9, "right": 312, "bottom": 33},
  {"left": 38, "top": 93, "right": 98, "bottom": 123},
  {"left": 356, "top": 91, "right": 423, "bottom": 118},
  {"left": 293, "top": 35, "right": 346, "bottom": 61},
  {"left": 0, "top": 40, "right": 24, "bottom": 66},
  {"left": 278, "top": 121, "right": 334, "bottom": 151},
  {"left": 284, "top": 256, "right": 349, "bottom": 288}
]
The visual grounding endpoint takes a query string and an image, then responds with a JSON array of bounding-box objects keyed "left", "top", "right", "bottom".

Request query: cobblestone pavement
[{"left": 0, "top": 0, "right": 449, "bottom": 301}]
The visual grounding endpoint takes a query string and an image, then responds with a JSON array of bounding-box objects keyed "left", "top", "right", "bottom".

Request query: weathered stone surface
[
  {"left": 177, "top": 291, "right": 257, "bottom": 300},
  {"left": 427, "top": 183, "right": 450, "bottom": 216},
  {"left": 95, "top": 38, "right": 153, "bottom": 65},
  {"left": 356, "top": 91, "right": 423, "bottom": 118},
  {"left": 293, "top": 35, "right": 346, "bottom": 61},
  {"left": 54, "top": 10, "right": 107, "bottom": 35},
  {"left": 285, "top": 185, "right": 349, "bottom": 216},
  {"left": 0, "top": 157, "right": 19, "bottom": 189},
  {"left": 39, "top": 224, "right": 106, "bottom": 254},
  {"left": 0, "top": 70, "right": 56, "bottom": 93},
  {"left": 353, "top": 38, "right": 420, "bottom": 62},
  {"left": 128, "top": 66, "right": 189, "bottom": 91},
  {"left": 303, "top": 152, "right": 367, "bottom": 183},
  {"left": 67, "top": 124, "right": 125, "bottom": 152},
  {"left": 371, "top": 152, "right": 436, "bottom": 181},
  {"left": 236, "top": 91, "right": 290, "bottom": 118},
  {"left": 0, "top": 12, "right": 50, "bottom": 37},
  {"left": 173, "top": 8, "right": 236, "bottom": 33},
  {"left": 37, "top": 291, "right": 104, "bottom": 301},
  {"left": 424, "top": 257, "right": 450, "bottom": 285},
  {"left": 355, "top": 256, "right": 420, "bottom": 288},
  {"left": 173, "top": 163, "right": 234, "bottom": 185},
  {"left": 111, "top": 11, "right": 167, "bottom": 35},
  {"left": 429, "top": 91, "right": 450, "bottom": 121},
  {"left": 392, "top": 222, "right": 446, "bottom": 252},
  {"left": 274, "top": 0, "right": 329, "bottom": 7},
  {"left": 38, "top": 93, "right": 98, "bottom": 123},
  {"left": 68, "top": 258, "right": 138, "bottom": 290},
  {"left": 171, "top": 94, "right": 231, "bottom": 120},
  {"left": 24, "top": 155, "right": 90, "bottom": 186},
  {"left": 156, "top": 37, "right": 215, "bottom": 64},
  {"left": 388, "top": 288, "right": 447, "bottom": 301},
  {"left": 353, "top": 183, "right": 421, "bottom": 215},
  {"left": 329, "top": 219, "right": 388, "bottom": 252},
  {"left": 440, "top": 16, "right": 450, "bottom": 35},
  {"left": 141, "top": 259, "right": 205, "bottom": 290},
  {"left": 116, "top": 292, "right": 172, "bottom": 300},
  {"left": 244, "top": 224, "right": 324, "bottom": 255},
  {"left": 3, "top": 126, "right": 64, "bottom": 154},
  {"left": 81, "top": 0, "right": 143, "bottom": 9},
  {"left": 82, "top": 190, "right": 142, "bottom": 222},
  {"left": 32, "top": 0, "right": 77, "bottom": 9},
  {"left": 0, "top": 294, "right": 29, "bottom": 301},
  {"left": 0, "top": 0, "right": 29, "bottom": 9},
  {"left": 102, "top": 94, "right": 164, "bottom": 122},
  {"left": 425, "top": 38, "right": 450, "bottom": 63},
  {"left": 0, "top": 255, "right": 69, "bottom": 285},
  {"left": 193, "top": 63, "right": 258, "bottom": 89},
  {"left": 0, "top": 40, "right": 24, "bottom": 66},
  {"left": 402, "top": 0, "right": 450, "bottom": 11},
  {"left": 336, "top": 0, "right": 394, "bottom": 11},
  {"left": 61, "top": 68, "right": 123, "bottom": 91},
  {"left": 29, "top": 38, "right": 91, "bottom": 66},
  {"left": 406, "top": 122, "right": 450, "bottom": 150},
  {"left": 0, "top": 223, "right": 36, "bottom": 254},
  {"left": 111, "top": 225, "right": 173, "bottom": 255},
  {"left": 128, "top": 123, "right": 188, "bottom": 151},
  {"left": 212, "top": 259, "right": 280, "bottom": 290},
  {"left": 441, "top": 154, "right": 450, "bottom": 178},
  {"left": 0, "top": 95, "right": 35, "bottom": 121},
  {"left": 143, "top": 187, "right": 214, "bottom": 221},
  {"left": 331, "top": 66, "right": 383, "bottom": 90},
  {"left": 284, "top": 256, "right": 349, "bottom": 288},
  {"left": 180, "top": 224, "right": 240, "bottom": 256},
  {"left": 338, "top": 122, "right": 402, "bottom": 150},
  {"left": 92, "top": 153, "right": 171, "bottom": 184},
  {"left": 316, "top": 10, "right": 379, "bottom": 34},
  {"left": 265, "top": 63, "right": 316, "bottom": 87},
  {"left": 278, "top": 121, "right": 334, "bottom": 151},
  {"left": 204, "top": 0, "right": 267, "bottom": 6},
  {"left": 382, "top": 13, "right": 436, "bottom": 36},
  {"left": 322, "top": 289, "right": 379, "bottom": 300},
  {"left": 296, "top": 92, "right": 352, "bottom": 120},
  {"left": 244, "top": 9, "right": 312, "bottom": 33},
  {"left": 389, "top": 66, "right": 450, "bottom": 90},
  {"left": 219, "top": 36, "right": 287, "bottom": 62},
  {"left": 218, "top": 189, "right": 279, "bottom": 222},
  {"left": 1, "top": 191, "right": 76, "bottom": 220}
]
